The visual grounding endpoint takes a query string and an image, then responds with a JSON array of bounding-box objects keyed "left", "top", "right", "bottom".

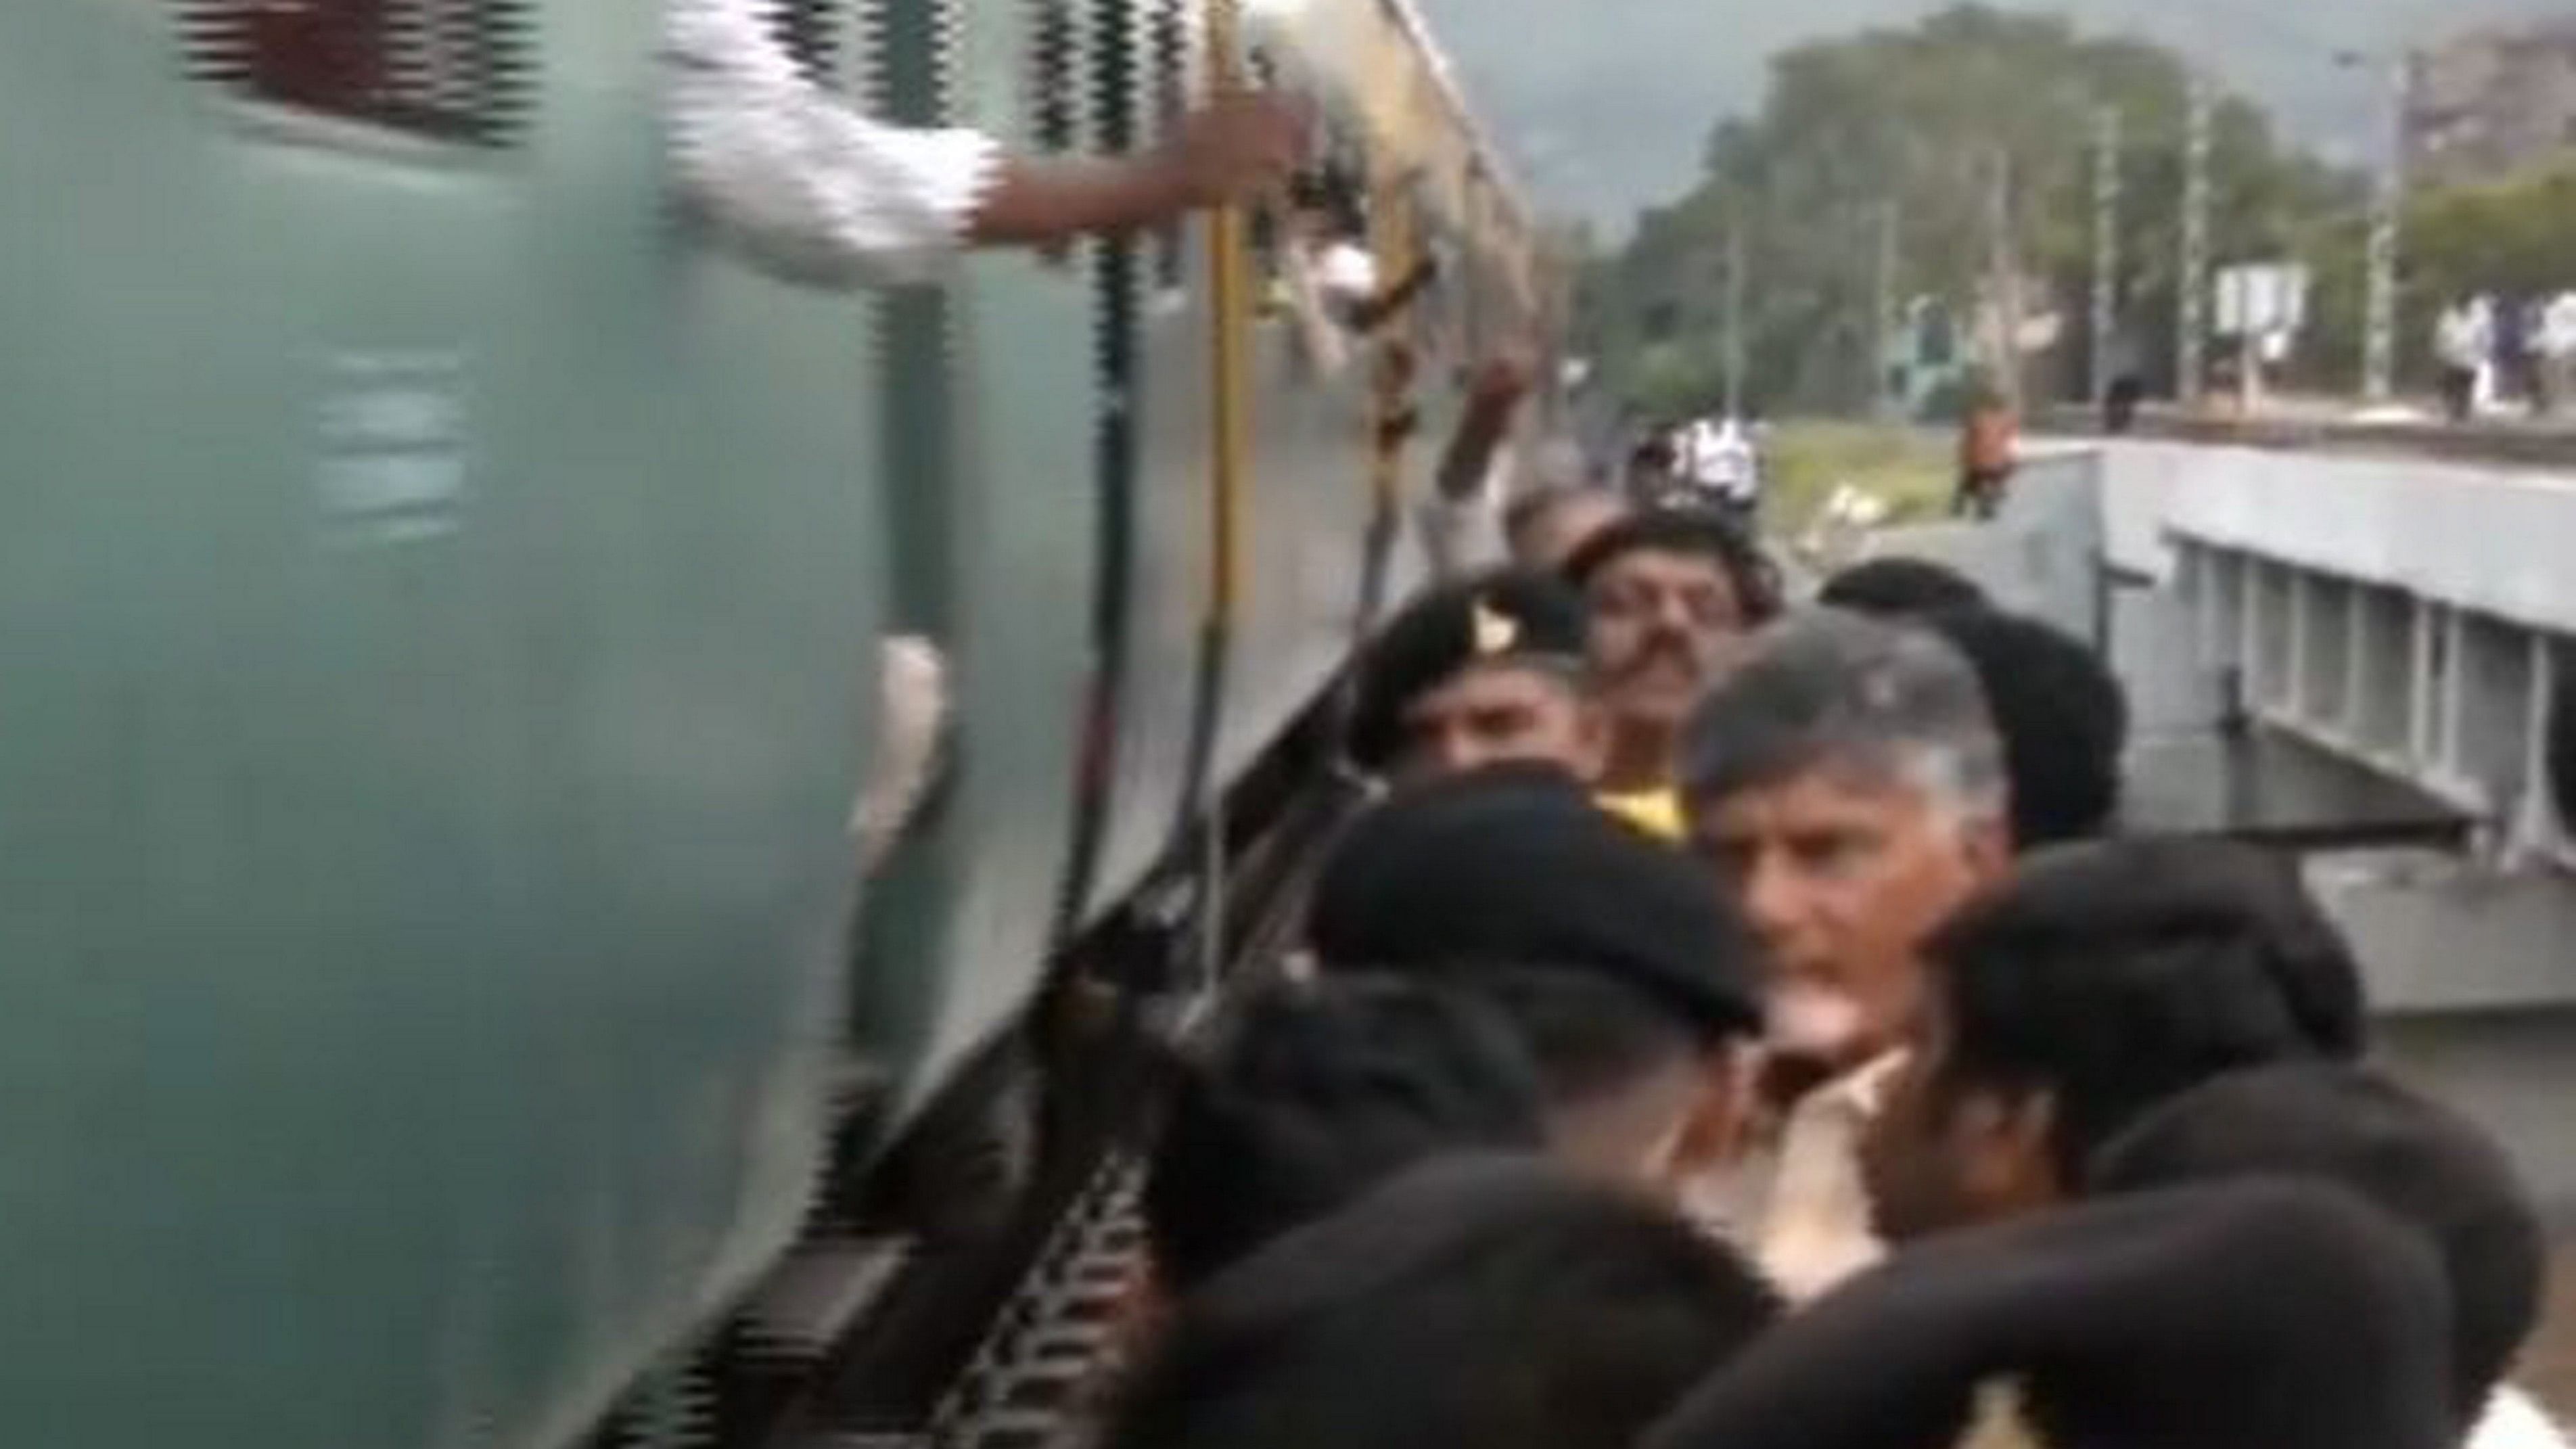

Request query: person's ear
[
  {"left": 1960, "top": 812, "right": 2015, "bottom": 886},
  {"left": 1956, "top": 1087, "right": 2062, "bottom": 1214},
  {"left": 1569, "top": 701, "right": 1614, "bottom": 783}
]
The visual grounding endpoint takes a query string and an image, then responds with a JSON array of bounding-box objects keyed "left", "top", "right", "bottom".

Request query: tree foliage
[
  {"left": 1580, "top": 4, "right": 2356, "bottom": 418},
  {"left": 2258, "top": 161, "right": 2576, "bottom": 392}
]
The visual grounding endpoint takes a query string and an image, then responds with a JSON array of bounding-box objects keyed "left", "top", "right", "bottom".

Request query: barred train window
[
  {"left": 178, "top": 0, "right": 535, "bottom": 146},
  {"left": 1031, "top": 0, "right": 1080, "bottom": 156},
  {"left": 771, "top": 0, "right": 842, "bottom": 86},
  {"left": 1090, "top": 0, "right": 1138, "bottom": 154},
  {"left": 1149, "top": 0, "right": 1188, "bottom": 287}
]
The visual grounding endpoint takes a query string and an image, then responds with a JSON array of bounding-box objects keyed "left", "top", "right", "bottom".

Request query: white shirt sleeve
[
  {"left": 664, "top": 0, "right": 1004, "bottom": 289},
  {"left": 1314, "top": 243, "right": 1381, "bottom": 312},
  {"left": 1413, "top": 448, "right": 1509, "bottom": 582}
]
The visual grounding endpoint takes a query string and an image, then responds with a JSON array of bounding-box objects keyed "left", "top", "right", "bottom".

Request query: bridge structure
[{"left": 1852, "top": 429, "right": 2576, "bottom": 1231}]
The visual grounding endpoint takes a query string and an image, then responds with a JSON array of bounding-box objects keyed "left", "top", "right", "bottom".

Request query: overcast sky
[{"left": 1411, "top": 0, "right": 2564, "bottom": 229}]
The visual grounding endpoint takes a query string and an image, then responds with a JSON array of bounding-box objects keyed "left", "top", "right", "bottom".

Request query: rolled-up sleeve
[
  {"left": 1413, "top": 451, "right": 1509, "bottom": 582},
  {"left": 664, "top": 0, "right": 1003, "bottom": 289}
]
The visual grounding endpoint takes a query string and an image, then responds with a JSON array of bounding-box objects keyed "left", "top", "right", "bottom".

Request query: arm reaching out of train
[
  {"left": 1417, "top": 349, "right": 1537, "bottom": 579},
  {"left": 1279, "top": 239, "right": 1357, "bottom": 379},
  {"left": 665, "top": 0, "right": 1304, "bottom": 288},
  {"left": 1343, "top": 256, "right": 1441, "bottom": 334},
  {"left": 1436, "top": 350, "right": 1536, "bottom": 503},
  {"left": 968, "top": 95, "right": 1306, "bottom": 248}
]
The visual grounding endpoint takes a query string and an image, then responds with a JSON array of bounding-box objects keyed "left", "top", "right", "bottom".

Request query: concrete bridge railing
[
  {"left": 1853, "top": 438, "right": 2576, "bottom": 871},
  {"left": 1847, "top": 438, "right": 2576, "bottom": 1218},
  {"left": 2129, "top": 441, "right": 2576, "bottom": 871}
]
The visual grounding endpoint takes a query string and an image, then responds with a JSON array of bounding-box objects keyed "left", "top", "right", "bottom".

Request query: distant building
[{"left": 2404, "top": 19, "right": 2576, "bottom": 189}]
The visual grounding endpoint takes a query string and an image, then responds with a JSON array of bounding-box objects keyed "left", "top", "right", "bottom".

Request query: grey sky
[{"left": 1413, "top": 0, "right": 2564, "bottom": 227}]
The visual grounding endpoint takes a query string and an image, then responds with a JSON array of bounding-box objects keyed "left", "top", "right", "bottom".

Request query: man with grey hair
[{"left": 1678, "top": 610, "right": 2013, "bottom": 1300}]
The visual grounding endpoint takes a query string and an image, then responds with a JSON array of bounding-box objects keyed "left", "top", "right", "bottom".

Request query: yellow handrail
[
  {"left": 1368, "top": 175, "right": 1416, "bottom": 516},
  {"left": 1203, "top": 0, "right": 1254, "bottom": 626}
]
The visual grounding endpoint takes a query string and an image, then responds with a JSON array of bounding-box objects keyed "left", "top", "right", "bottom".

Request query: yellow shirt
[{"left": 1596, "top": 788, "right": 1684, "bottom": 841}]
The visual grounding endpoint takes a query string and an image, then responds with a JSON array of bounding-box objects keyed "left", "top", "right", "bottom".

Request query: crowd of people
[
  {"left": 1632, "top": 415, "right": 1766, "bottom": 525},
  {"left": 1089, "top": 501, "right": 2570, "bottom": 1449},
  {"left": 656, "top": 14, "right": 2565, "bottom": 1446},
  {"left": 2434, "top": 293, "right": 2576, "bottom": 424}
]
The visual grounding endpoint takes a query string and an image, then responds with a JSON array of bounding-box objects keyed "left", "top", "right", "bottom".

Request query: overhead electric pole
[
  {"left": 2179, "top": 72, "right": 2213, "bottom": 405},
  {"left": 1873, "top": 200, "right": 1900, "bottom": 419},
  {"left": 2362, "top": 55, "right": 2408, "bottom": 403},
  {"left": 1724, "top": 225, "right": 1747, "bottom": 419},
  {"left": 1985, "top": 146, "right": 2024, "bottom": 411},
  {"left": 2090, "top": 106, "right": 2123, "bottom": 408}
]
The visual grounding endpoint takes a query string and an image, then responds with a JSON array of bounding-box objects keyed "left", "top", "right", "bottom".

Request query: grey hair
[{"left": 1680, "top": 609, "right": 2008, "bottom": 821}]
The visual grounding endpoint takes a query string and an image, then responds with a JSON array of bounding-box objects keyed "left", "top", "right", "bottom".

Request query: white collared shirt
[
  {"left": 664, "top": 0, "right": 1001, "bottom": 288},
  {"left": 2470, "top": 1389, "right": 2573, "bottom": 1449},
  {"left": 2542, "top": 294, "right": 2576, "bottom": 362},
  {"left": 1711, "top": 1051, "right": 1903, "bottom": 1304},
  {"left": 1413, "top": 452, "right": 1511, "bottom": 582}
]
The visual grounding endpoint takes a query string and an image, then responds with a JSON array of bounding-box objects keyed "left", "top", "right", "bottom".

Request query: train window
[
  {"left": 1243, "top": 47, "right": 1286, "bottom": 277},
  {"left": 1031, "top": 0, "right": 1080, "bottom": 155},
  {"left": 1025, "top": 0, "right": 1081, "bottom": 268},
  {"left": 1455, "top": 185, "right": 1484, "bottom": 356},
  {"left": 1148, "top": 0, "right": 1189, "bottom": 288},
  {"left": 770, "top": 0, "right": 842, "bottom": 85},
  {"left": 1090, "top": 0, "right": 1138, "bottom": 152},
  {"left": 178, "top": 0, "right": 536, "bottom": 147}
]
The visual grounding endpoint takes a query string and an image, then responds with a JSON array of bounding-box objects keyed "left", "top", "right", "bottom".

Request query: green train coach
[{"left": 0, "top": 1, "right": 1547, "bottom": 1446}]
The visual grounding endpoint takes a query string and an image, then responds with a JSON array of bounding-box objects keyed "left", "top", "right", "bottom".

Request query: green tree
[
  {"left": 1582, "top": 3, "right": 2353, "bottom": 417},
  {"left": 2292, "top": 163, "right": 2576, "bottom": 393}
]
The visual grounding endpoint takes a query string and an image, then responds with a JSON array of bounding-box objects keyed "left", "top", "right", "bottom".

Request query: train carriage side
[
  {"left": 1211, "top": 0, "right": 1417, "bottom": 789},
  {"left": 838, "top": 0, "right": 1410, "bottom": 1202},
  {"left": 0, "top": 3, "right": 895, "bottom": 1448},
  {"left": 1080, "top": 0, "right": 1224, "bottom": 923},
  {"left": 844, "top": 0, "right": 1113, "bottom": 1114},
  {"left": 0, "top": 0, "right": 1553, "bottom": 1443}
]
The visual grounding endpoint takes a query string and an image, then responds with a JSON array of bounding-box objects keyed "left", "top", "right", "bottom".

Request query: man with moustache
[{"left": 1563, "top": 510, "right": 1782, "bottom": 840}]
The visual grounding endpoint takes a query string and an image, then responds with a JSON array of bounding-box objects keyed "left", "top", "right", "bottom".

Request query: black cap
[
  {"left": 1646, "top": 1180, "right": 2456, "bottom": 1449},
  {"left": 2090, "top": 1062, "right": 2544, "bottom": 1423},
  {"left": 1306, "top": 763, "right": 1764, "bottom": 1039},
  {"left": 1350, "top": 570, "right": 1592, "bottom": 770}
]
